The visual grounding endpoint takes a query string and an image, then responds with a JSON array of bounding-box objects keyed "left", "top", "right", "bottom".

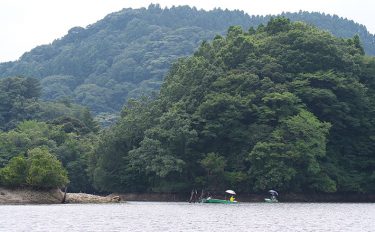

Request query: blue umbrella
[{"left": 268, "top": 190, "right": 278, "bottom": 196}]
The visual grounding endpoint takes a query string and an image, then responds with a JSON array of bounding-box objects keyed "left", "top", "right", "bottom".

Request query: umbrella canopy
[
  {"left": 225, "top": 190, "right": 236, "bottom": 195},
  {"left": 268, "top": 190, "right": 278, "bottom": 196}
]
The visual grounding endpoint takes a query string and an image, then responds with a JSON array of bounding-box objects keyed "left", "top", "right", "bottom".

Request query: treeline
[
  {"left": 91, "top": 18, "right": 375, "bottom": 194},
  {"left": 278, "top": 11, "right": 375, "bottom": 55},
  {"left": 0, "top": 77, "right": 98, "bottom": 191},
  {"left": 0, "top": 5, "right": 374, "bottom": 118},
  {"left": 1, "top": 18, "right": 375, "bottom": 194}
]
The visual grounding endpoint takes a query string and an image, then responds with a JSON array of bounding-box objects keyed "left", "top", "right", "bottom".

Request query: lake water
[{"left": 0, "top": 202, "right": 374, "bottom": 232}]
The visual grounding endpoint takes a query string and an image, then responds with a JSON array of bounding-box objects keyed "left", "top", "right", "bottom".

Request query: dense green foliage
[
  {"left": 278, "top": 11, "right": 375, "bottom": 55},
  {"left": 26, "top": 147, "right": 69, "bottom": 189},
  {"left": 0, "top": 148, "right": 69, "bottom": 189},
  {"left": 0, "top": 120, "right": 97, "bottom": 191},
  {"left": 0, "top": 76, "right": 99, "bottom": 131},
  {"left": 0, "top": 156, "right": 28, "bottom": 187},
  {"left": 0, "top": 5, "right": 374, "bottom": 117},
  {"left": 0, "top": 11, "right": 374, "bottom": 195},
  {"left": 0, "top": 77, "right": 41, "bottom": 131},
  {"left": 0, "top": 77, "right": 99, "bottom": 191},
  {"left": 91, "top": 18, "right": 375, "bottom": 194}
]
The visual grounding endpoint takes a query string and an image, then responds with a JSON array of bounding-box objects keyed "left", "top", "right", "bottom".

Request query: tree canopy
[
  {"left": 0, "top": 5, "right": 374, "bottom": 118},
  {"left": 0, "top": 77, "right": 98, "bottom": 191},
  {"left": 0, "top": 15, "right": 374, "bottom": 195},
  {"left": 91, "top": 18, "right": 375, "bottom": 194}
]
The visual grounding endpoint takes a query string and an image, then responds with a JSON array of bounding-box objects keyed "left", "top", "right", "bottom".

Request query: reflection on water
[{"left": 0, "top": 202, "right": 374, "bottom": 231}]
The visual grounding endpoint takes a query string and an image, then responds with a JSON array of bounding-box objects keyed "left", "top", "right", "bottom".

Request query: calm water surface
[{"left": 0, "top": 202, "right": 374, "bottom": 232}]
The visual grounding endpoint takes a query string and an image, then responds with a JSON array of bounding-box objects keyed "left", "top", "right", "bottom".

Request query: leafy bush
[
  {"left": 26, "top": 147, "right": 69, "bottom": 189},
  {"left": 0, "top": 156, "right": 28, "bottom": 187},
  {"left": 0, "top": 148, "right": 69, "bottom": 189}
]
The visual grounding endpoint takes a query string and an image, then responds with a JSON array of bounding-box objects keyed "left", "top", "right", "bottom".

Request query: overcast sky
[{"left": 1, "top": 0, "right": 374, "bottom": 62}]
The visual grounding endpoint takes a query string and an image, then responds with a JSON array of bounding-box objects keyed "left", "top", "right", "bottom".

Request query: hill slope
[
  {"left": 0, "top": 5, "right": 374, "bottom": 114},
  {"left": 91, "top": 18, "right": 375, "bottom": 193}
]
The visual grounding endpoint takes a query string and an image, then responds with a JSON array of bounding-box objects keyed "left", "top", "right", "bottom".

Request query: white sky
[{"left": 1, "top": 0, "right": 374, "bottom": 62}]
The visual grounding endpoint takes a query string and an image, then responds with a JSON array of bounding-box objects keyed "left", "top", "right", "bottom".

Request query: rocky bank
[{"left": 0, "top": 187, "right": 121, "bottom": 204}]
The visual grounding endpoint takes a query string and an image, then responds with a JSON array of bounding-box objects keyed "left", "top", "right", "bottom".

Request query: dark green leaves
[{"left": 0, "top": 148, "right": 69, "bottom": 189}]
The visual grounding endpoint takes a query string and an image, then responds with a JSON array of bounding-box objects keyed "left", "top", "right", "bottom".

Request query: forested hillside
[
  {"left": 0, "top": 77, "right": 98, "bottom": 192},
  {"left": 279, "top": 11, "right": 375, "bottom": 55},
  {"left": 0, "top": 5, "right": 374, "bottom": 116},
  {"left": 1, "top": 18, "right": 375, "bottom": 195},
  {"left": 90, "top": 18, "right": 375, "bottom": 194}
]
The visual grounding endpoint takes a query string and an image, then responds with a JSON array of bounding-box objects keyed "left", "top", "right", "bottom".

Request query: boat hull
[
  {"left": 201, "top": 198, "right": 238, "bottom": 204},
  {"left": 264, "top": 198, "right": 278, "bottom": 203}
]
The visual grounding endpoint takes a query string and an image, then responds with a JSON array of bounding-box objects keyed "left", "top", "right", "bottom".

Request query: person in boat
[
  {"left": 268, "top": 190, "right": 278, "bottom": 202},
  {"left": 229, "top": 195, "right": 235, "bottom": 202}
]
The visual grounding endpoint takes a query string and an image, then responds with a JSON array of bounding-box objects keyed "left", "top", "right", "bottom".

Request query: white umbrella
[
  {"left": 268, "top": 190, "right": 278, "bottom": 196},
  {"left": 225, "top": 190, "right": 236, "bottom": 195}
]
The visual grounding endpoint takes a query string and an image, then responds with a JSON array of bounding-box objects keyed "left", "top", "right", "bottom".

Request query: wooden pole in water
[
  {"left": 199, "top": 189, "right": 204, "bottom": 202},
  {"left": 61, "top": 186, "right": 68, "bottom": 203},
  {"left": 189, "top": 189, "right": 194, "bottom": 203}
]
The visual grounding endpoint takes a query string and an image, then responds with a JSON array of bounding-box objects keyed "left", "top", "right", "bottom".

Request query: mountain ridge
[{"left": 0, "top": 5, "right": 374, "bottom": 114}]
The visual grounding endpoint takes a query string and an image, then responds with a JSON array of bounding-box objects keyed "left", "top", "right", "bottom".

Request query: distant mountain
[
  {"left": 279, "top": 11, "right": 375, "bottom": 55},
  {"left": 0, "top": 5, "right": 374, "bottom": 114}
]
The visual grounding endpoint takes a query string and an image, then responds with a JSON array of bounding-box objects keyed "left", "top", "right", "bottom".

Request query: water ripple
[{"left": 0, "top": 202, "right": 374, "bottom": 232}]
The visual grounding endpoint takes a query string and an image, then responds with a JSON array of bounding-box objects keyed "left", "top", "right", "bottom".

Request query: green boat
[
  {"left": 264, "top": 198, "right": 278, "bottom": 203},
  {"left": 201, "top": 197, "right": 238, "bottom": 204}
]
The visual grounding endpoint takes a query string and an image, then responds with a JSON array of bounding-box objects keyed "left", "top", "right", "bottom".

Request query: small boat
[
  {"left": 264, "top": 198, "right": 278, "bottom": 203},
  {"left": 201, "top": 197, "right": 238, "bottom": 204},
  {"left": 201, "top": 190, "right": 238, "bottom": 204},
  {"left": 264, "top": 190, "right": 279, "bottom": 203}
]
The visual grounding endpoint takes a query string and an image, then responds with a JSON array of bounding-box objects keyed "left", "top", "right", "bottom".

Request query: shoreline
[
  {"left": 117, "top": 192, "right": 375, "bottom": 203},
  {"left": 1, "top": 187, "right": 374, "bottom": 204}
]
